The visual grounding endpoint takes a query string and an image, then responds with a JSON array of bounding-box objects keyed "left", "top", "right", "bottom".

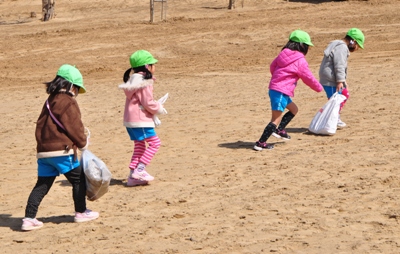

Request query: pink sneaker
[
  {"left": 74, "top": 209, "right": 99, "bottom": 223},
  {"left": 21, "top": 218, "right": 43, "bottom": 231},
  {"left": 127, "top": 177, "right": 148, "bottom": 187},
  {"left": 131, "top": 164, "right": 154, "bottom": 181}
]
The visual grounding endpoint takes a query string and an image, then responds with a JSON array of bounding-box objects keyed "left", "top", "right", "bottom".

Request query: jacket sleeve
[
  {"left": 270, "top": 57, "right": 278, "bottom": 75},
  {"left": 298, "top": 59, "right": 323, "bottom": 92},
  {"left": 136, "top": 85, "right": 164, "bottom": 115},
  {"left": 333, "top": 46, "right": 348, "bottom": 83},
  {"left": 59, "top": 100, "right": 88, "bottom": 149}
]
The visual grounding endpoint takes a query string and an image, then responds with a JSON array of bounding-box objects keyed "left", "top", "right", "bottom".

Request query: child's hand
[{"left": 336, "top": 82, "right": 345, "bottom": 92}]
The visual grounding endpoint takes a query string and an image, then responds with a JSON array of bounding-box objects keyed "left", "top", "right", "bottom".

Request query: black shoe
[
  {"left": 272, "top": 129, "right": 291, "bottom": 140},
  {"left": 253, "top": 141, "right": 274, "bottom": 151}
]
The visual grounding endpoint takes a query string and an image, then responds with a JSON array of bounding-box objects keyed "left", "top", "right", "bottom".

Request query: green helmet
[
  {"left": 346, "top": 28, "right": 365, "bottom": 49},
  {"left": 57, "top": 64, "right": 86, "bottom": 93},
  {"left": 129, "top": 50, "right": 158, "bottom": 68},
  {"left": 289, "top": 30, "right": 314, "bottom": 46}
]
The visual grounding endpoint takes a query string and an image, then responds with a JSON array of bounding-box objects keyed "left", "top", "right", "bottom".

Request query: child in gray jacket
[{"left": 319, "top": 28, "right": 365, "bottom": 128}]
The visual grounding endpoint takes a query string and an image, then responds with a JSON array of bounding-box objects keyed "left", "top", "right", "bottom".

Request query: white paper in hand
[
  {"left": 158, "top": 93, "right": 169, "bottom": 104},
  {"left": 153, "top": 93, "right": 169, "bottom": 127}
]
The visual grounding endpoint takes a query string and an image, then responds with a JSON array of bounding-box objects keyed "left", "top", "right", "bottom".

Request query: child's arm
[
  {"left": 298, "top": 59, "right": 323, "bottom": 92},
  {"left": 59, "top": 101, "right": 88, "bottom": 149},
  {"left": 137, "top": 86, "right": 166, "bottom": 115},
  {"left": 270, "top": 57, "right": 278, "bottom": 75},
  {"left": 333, "top": 48, "right": 348, "bottom": 90}
]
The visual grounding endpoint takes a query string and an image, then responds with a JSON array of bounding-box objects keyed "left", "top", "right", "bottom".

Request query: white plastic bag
[
  {"left": 81, "top": 149, "right": 112, "bottom": 201},
  {"left": 308, "top": 92, "right": 347, "bottom": 135}
]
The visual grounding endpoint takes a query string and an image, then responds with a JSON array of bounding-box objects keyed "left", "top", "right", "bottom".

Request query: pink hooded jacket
[
  {"left": 269, "top": 48, "right": 322, "bottom": 97},
  {"left": 119, "top": 73, "right": 165, "bottom": 128}
]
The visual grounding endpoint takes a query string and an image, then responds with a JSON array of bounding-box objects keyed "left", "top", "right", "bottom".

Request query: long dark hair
[
  {"left": 44, "top": 76, "right": 78, "bottom": 96},
  {"left": 122, "top": 65, "right": 153, "bottom": 83},
  {"left": 282, "top": 41, "right": 309, "bottom": 55}
]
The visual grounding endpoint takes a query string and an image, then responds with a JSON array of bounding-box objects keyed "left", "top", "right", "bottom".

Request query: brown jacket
[{"left": 36, "top": 93, "right": 88, "bottom": 158}]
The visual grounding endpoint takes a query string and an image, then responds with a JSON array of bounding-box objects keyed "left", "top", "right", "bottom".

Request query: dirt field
[{"left": 1, "top": 0, "right": 400, "bottom": 253}]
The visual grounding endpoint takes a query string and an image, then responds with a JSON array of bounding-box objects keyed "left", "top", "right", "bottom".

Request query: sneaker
[
  {"left": 74, "top": 209, "right": 99, "bottom": 223},
  {"left": 127, "top": 177, "right": 148, "bottom": 187},
  {"left": 337, "top": 118, "right": 347, "bottom": 128},
  {"left": 21, "top": 218, "right": 43, "bottom": 231},
  {"left": 253, "top": 141, "right": 274, "bottom": 151},
  {"left": 272, "top": 129, "right": 291, "bottom": 140},
  {"left": 131, "top": 164, "right": 154, "bottom": 181}
]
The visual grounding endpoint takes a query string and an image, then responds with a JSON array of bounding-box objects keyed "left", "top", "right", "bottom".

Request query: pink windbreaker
[
  {"left": 269, "top": 48, "right": 322, "bottom": 97},
  {"left": 119, "top": 73, "right": 165, "bottom": 128}
]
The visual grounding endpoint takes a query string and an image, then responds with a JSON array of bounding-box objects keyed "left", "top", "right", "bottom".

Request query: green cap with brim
[
  {"left": 57, "top": 64, "right": 86, "bottom": 93},
  {"left": 346, "top": 28, "right": 365, "bottom": 49},
  {"left": 289, "top": 30, "right": 314, "bottom": 46},
  {"left": 130, "top": 50, "right": 158, "bottom": 68}
]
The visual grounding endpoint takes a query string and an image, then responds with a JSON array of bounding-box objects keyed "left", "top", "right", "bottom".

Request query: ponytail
[{"left": 123, "top": 68, "right": 132, "bottom": 83}]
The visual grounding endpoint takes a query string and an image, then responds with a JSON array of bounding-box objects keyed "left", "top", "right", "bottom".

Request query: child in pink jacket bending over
[
  {"left": 254, "top": 30, "right": 323, "bottom": 151},
  {"left": 119, "top": 50, "right": 167, "bottom": 186}
]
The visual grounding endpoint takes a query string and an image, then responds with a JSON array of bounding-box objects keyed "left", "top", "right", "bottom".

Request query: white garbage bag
[{"left": 309, "top": 92, "right": 347, "bottom": 135}]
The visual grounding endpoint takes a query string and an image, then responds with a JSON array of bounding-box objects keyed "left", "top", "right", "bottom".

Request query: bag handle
[
  {"left": 46, "top": 99, "right": 79, "bottom": 160},
  {"left": 46, "top": 100, "right": 66, "bottom": 131},
  {"left": 46, "top": 100, "right": 90, "bottom": 150}
]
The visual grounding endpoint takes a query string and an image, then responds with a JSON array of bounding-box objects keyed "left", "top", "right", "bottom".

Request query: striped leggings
[{"left": 129, "top": 135, "right": 161, "bottom": 170}]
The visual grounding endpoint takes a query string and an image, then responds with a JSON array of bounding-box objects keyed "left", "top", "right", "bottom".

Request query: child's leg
[
  {"left": 277, "top": 111, "right": 295, "bottom": 130},
  {"left": 129, "top": 140, "right": 146, "bottom": 170},
  {"left": 256, "top": 110, "right": 282, "bottom": 143},
  {"left": 139, "top": 135, "right": 161, "bottom": 166},
  {"left": 65, "top": 165, "right": 99, "bottom": 222},
  {"left": 64, "top": 165, "right": 86, "bottom": 213},
  {"left": 277, "top": 102, "right": 298, "bottom": 131},
  {"left": 25, "top": 176, "right": 56, "bottom": 218},
  {"left": 254, "top": 121, "right": 277, "bottom": 151},
  {"left": 258, "top": 122, "right": 277, "bottom": 143},
  {"left": 131, "top": 135, "right": 161, "bottom": 181}
]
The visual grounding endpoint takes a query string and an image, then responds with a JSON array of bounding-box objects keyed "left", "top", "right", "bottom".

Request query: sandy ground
[{"left": 1, "top": 0, "right": 400, "bottom": 253}]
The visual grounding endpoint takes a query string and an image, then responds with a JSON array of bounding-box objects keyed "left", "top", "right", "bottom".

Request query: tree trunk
[
  {"left": 42, "top": 0, "right": 55, "bottom": 21},
  {"left": 228, "top": 0, "right": 236, "bottom": 9}
]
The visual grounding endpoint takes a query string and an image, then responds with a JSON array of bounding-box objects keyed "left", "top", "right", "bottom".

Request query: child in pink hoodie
[
  {"left": 119, "top": 50, "right": 167, "bottom": 185},
  {"left": 254, "top": 30, "right": 323, "bottom": 151}
]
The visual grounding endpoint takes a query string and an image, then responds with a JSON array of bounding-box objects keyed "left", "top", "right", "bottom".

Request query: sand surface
[{"left": 1, "top": 0, "right": 400, "bottom": 253}]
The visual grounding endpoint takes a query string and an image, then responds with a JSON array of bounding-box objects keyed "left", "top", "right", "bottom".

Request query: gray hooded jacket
[{"left": 319, "top": 40, "right": 350, "bottom": 87}]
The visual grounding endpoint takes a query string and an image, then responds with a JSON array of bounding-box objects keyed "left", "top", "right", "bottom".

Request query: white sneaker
[
  {"left": 21, "top": 218, "right": 43, "bottom": 231},
  {"left": 127, "top": 175, "right": 148, "bottom": 187},
  {"left": 131, "top": 163, "right": 154, "bottom": 181},
  {"left": 74, "top": 209, "right": 99, "bottom": 223},
  {"left": 337, "top": 118, "right": 346, "bottom": 128}
]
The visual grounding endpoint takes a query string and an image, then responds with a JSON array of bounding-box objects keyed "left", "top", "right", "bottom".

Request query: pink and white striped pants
[{"left": 129, "top": 135, "right": 161, "bottom": 170}]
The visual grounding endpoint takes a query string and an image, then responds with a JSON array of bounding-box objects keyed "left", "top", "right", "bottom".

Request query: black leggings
[{"left": 24, "top": 165, "right": 87, "bottom": 218}]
